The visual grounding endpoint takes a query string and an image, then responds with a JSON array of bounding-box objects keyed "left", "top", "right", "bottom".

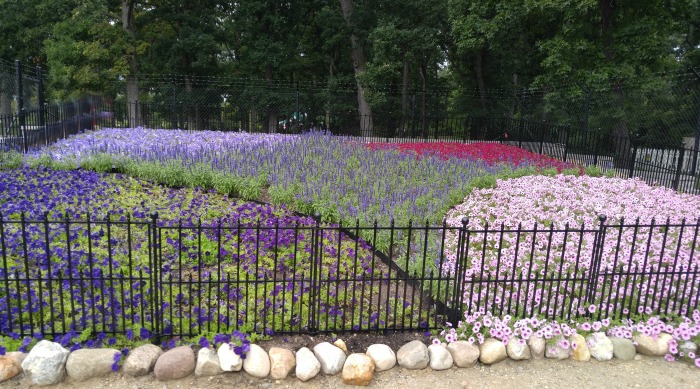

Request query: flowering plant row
[
  {"left": 442, "top": 174, "right": 700, "bottom": 319},
  {"left": 365, "top": 141, "right": 580, "bottom": 172},
  {"left": 434, "top": 308, "right": 700, "bottom": 368},
  {"left": 0, "top": 167, "right": 418, "bottom": 344}
]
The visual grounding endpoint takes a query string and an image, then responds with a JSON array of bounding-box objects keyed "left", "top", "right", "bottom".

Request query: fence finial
[
  {"left": 598, "top": 214, "right": 607, "bottom": 223},
  {"left": 461, "top": 216, "right": 468, "bottom": 226}
]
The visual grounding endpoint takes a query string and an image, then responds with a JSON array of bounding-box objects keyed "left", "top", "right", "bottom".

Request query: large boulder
[
  {"left": 342, "top": 353, "right": 375, "bottom": 386},
  {"left": 295, "top": 347, "right": 321, "bottom": 382},
  {"left": 397, "top": 340, "right": 429, "bottom": 370},
  {"left": 21, "top": 340, "right": 70, "bottom": 386},
  {"left": 0, "top": 353, "right": 24, "bottom": 383},
  {"left": 428, "top": 344, "right": 453, "bottom": 370},
  {"left": 479, "top": 339, "right": 507, "bottom": 365},
  {"left": 527, "top": 336, "right": 546, "bottom": 359},
  {"left": 195, "top": 347, "right": 223, "bottom": 377},
  {"left": 506, "top": 339, "right": 531, "bottom": 360},
  {"left": 217, "top": 343, "right": 243, "bottom": 372},
  {"left": 569, "top": 334, "right": 590, "bottom": 362},
  {"left": 153, "top": 346, "right": 195, "bottom": 381},
  {"left": 610, "top": 337, "right": 636, "bottom": 361},
  {"left": 66, "top": 348, "right": 120, "bottom": 381},
  {"left": 269, "top": 347, "right": 295, "bottom": 380},
  {"left": 313, "top": 342, "right": 346, "bottom": 375},
  {"left": 242, "top": 344, "right": 270, "bottom": 378},
  {"left": 447, "top": 341, "right": 480, "bottom": 367},
  {"left": 366, "top": 344, "right": 396, "bottom": 371},
  {"left": 587, "top": 333, "right": 613, "bottom": 361},
  {"left": 122, "top": 344, "right": 162, "bottom": 377},
  {"left": 634, "top": 333, "right": 672, "bottom": 356}
]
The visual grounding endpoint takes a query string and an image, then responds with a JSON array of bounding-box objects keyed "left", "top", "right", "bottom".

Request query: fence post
[
  {"left": 450, "top": 217, "right": 469, "bottom": 323},
  {"left": 149, "top": 211, "right": 161, "bottom": 343},
  {"left": 563, "top": 125, "right": 570, "bottom": 162},
  {"left": 15, "top": 60, "right": 27, "bottom": 153},
  {"left": 307, "top": 212, "right": 322, "bottom": 333},
  {"left": 518, "top": 89, "right": 525, "bottom": 148},
  {"left": 36, "top": 66, "right": 47, "bottom": 146},
  {"left": 296, "top": 82, "right": 300, "bottom": 134},
  {"left": 628, "top": 143, "right": 637, "bottom": 179},
  {"left": 172, "top": 79, "right": 177, "bottom": 129},
  {"left": 585, "top": 214, "right": 607, "bottom": 315},
  {"left": 673, "top": 147, "right": 686, "bottom": 190}
]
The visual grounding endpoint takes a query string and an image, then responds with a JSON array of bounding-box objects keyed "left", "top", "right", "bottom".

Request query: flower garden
[{"left": 1, "top": 128, "right": 700, "bottom": 368}]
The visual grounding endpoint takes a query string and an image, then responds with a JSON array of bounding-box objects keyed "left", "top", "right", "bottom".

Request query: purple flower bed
[
  {"left": 33, "top": 128, "right": 506, "bottom": 226},
  {"left": 0, "top": 167, "right": 418, "bottom": 349}
]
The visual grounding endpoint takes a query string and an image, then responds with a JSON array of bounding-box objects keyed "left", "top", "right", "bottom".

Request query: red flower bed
[{"left": 366, "top": 141, "right": 580, "bottom": 172}]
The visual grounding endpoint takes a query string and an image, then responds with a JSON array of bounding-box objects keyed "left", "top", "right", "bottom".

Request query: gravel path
[{"left": 4, "top": 355, "right": 699, "bottom": 389}]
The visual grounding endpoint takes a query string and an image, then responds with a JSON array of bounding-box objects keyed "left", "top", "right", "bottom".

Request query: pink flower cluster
[
  {"left": 443, "top": 174, "right": 700, "bottom": 317},
  {"left": 434, "top": 311, "right": 700, "bottom": 368}
]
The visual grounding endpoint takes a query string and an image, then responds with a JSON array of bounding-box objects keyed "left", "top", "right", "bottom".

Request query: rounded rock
[
  {"left": 154, "top": 346, "right": 196, "bottom": 381},
  {"left": 506, "top": 339, "right": 531, "bottom": 361},
  {"left": 610, "top": 337, "right": 636, "bottom": 360},
  {"left": 313, "top": 342, "right": 346, "bottom": 375},
  {"left": 21, "top": 340, "right": 70, "bottom": 386},
  {"left": 123, "top": 344, "right": 163, "bottom": 377},
  {"left": 479, "top": 339, "right": 507, "bottom": 365},
  {"left": 242, "top": 344, "right": 270, "bottom": 378},
  {"left": 342, "top": 353, "right": 375, "bottom": 386},
  {"left": 428, "top": 344, "right": 453, "bottom": 370},
  {"left": 66, "top": 348, "right": 121, "bottom": 381},
  {"left": 366, "top": 344, "right": 396, "bottom": 371},
  {"left": 447, "top": 341, "right": 480, "bottom": 368},
  {"left": 195, "top": 347, "right": 223, "bottom": 377},
  {"left": 295, "top": 347, "right": 321, "bottom": 382},
  {"left": 269, "top": 347, "right": 295, "bottom": 380},
  {"left": 396, "top": 340, "right": 429, "bottom": 370}
]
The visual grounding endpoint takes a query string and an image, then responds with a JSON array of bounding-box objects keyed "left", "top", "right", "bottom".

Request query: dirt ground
[{"left": 4, "top": 354, "right": 700, "bottom": 389}]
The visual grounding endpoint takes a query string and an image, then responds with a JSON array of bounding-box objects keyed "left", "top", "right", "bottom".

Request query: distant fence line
[
  {"left": 1, "top": 213, "right": 698, "bottom": 339},
  {"left": 0, "top": 59, "right": 699, "bottom": 193}
]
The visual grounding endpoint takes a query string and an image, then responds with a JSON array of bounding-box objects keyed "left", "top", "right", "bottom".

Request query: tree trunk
[
  {"left": 185, "top": 75, "right": 194, "bottom": 130},
  {"left": 0, "top": 76, "right": 11, "bottom": 117},
  {"left": 401, "top": 59, "right": 409, "bottom": 134},
  {"left": 265, "top": 65, "right": 278, "bottom": 134},
  {"left": 475, "top": 48, "right": 488, "bottom": 114},
  {"left": 509, "top": 73, "right": 518, "bottom": 119},
  {"left": 600, "top": 0, "right": 632, "bottom": 169},
  {"left": 122, "top": 0, "right": 139, "bottom": 128},
  {"left": 419, "top": 63, "right": 427, "bottom": 139},
  {"left": 339, "top": 0, "right": 373, "bottom": 136}
]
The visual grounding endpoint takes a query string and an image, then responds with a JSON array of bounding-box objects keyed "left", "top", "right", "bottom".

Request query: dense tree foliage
[{"left": 1, "top": 0, "right": 698, "bottom": 140}]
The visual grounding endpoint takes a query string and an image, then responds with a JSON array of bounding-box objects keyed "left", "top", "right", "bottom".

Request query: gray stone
[
  {"left": 447, "top": 341, "right": 480, "bottom": 367},
  {"left": 243, "top": 344, "right": 270, "bottom": 378},
  {"left": 21, "top": 340, "right": 70, "bottom": 386},
  {"left": 610, "top": 337, "right": 636, "bottom": 360},
  {"left": 479, "top": 339, "right": 507, "bottom": 365},
  {"left": 506, "top": 339, "right": 531, "bottom": 360},
  {"left": 396, "top": 340, "right": 429, "bottom": 370},
  {"left": 342, "top": 353, "right": 374, "bottom": 386},
  {"left": 217, "top": 343, "right": 243, "bottom": 372},
  {"left": 195, "top": 347, "right": 223, "bottom": 377},
  {"left": 680, "top": 341, "right": 698, "bottom": 356},
  {"left": 366, "top": 344, "right": 396, "bottom": 372},
  {"left": 269, "top": 347, "right": 295, "bottom": 380},
  {"left": 123, "top": 344, "right": 163, "bottom": 377},
  {"left": 545, "top": 339, "right": 570, "bottom": 360},
  {"left": 527, "top": 336, "right": 546, "bottom": 359},
  {"left": 313, "top": 342, "right": 346, "bottom": 375},
  {"left": 634, "top": 333, "right": 672, "bottom": 356},
  {"left": 154, "top": 346, "right": 195, "bottom": 381},
  {"left": 428, "top": 344, "right": 453, "bottom": 370},
  {"left": 295, "top": 347, "right": 321, "bottom": 382},
  {"left": 587, "top": 332, "right": 613, "bottom": 361},
  {"left": 66, "top": 348, "right": 120, "bottom": 381}
]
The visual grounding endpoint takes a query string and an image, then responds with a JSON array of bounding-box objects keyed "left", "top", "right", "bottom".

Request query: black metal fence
[{"left": 1, "top": 213, "right": 698, "bottom": 339}]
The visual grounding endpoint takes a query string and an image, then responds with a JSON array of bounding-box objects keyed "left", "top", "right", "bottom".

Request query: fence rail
[{"left": 1, "top": 213, "right": 698, "bottom": 339}]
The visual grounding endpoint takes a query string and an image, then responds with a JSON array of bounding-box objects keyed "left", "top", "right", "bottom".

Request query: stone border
[{"left": 0, "top": 332, "right": 687, "bottom": 386}]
